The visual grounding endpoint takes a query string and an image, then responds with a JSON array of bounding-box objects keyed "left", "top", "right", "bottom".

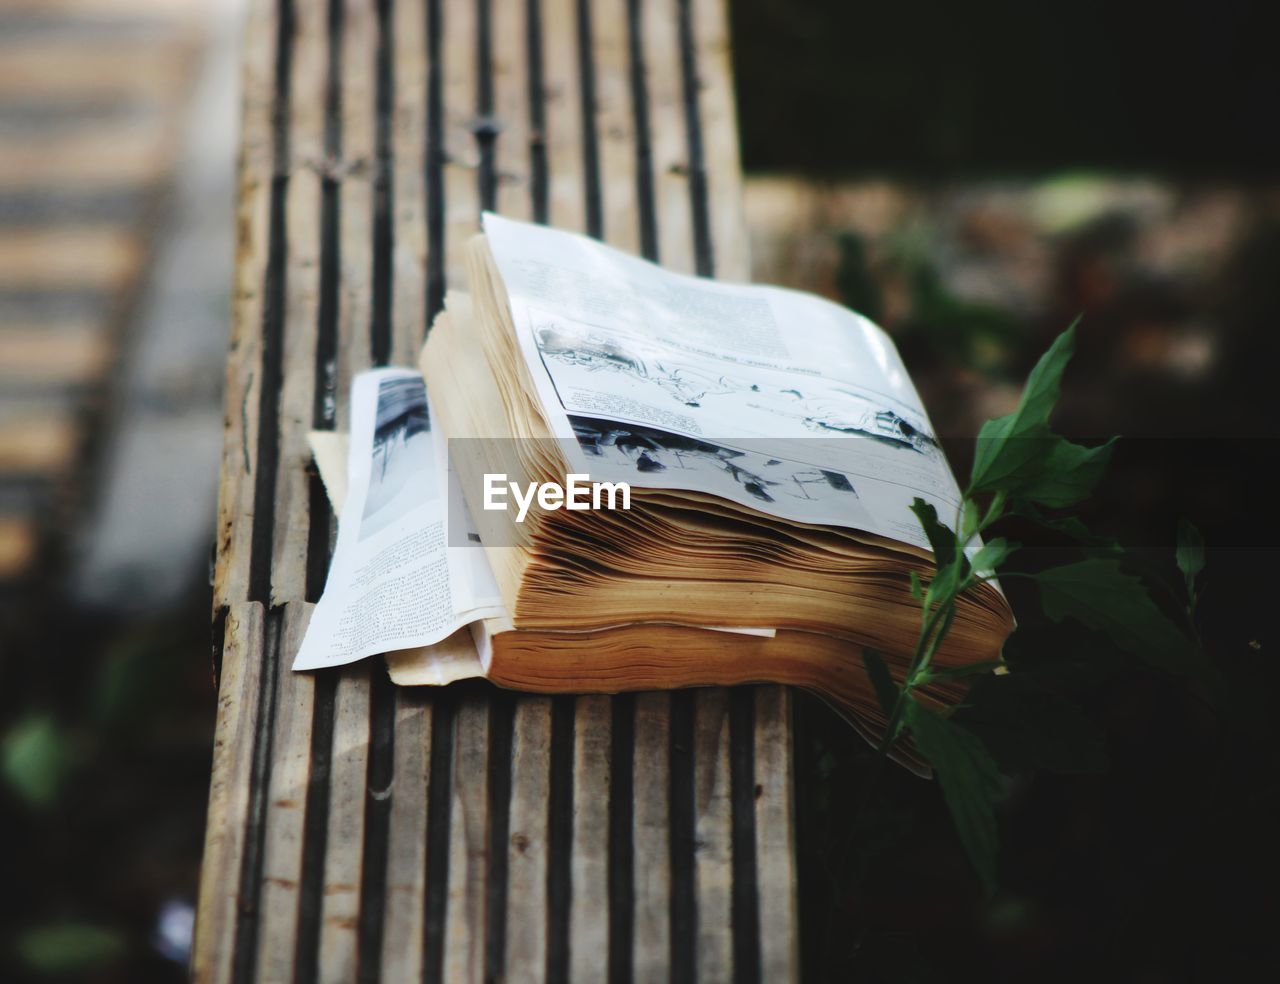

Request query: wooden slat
[
  {"left": 192, "top": 602, "right": 266, "bottom": 984},
  {"left": 0, "top": 227, "right": 142, "bottom": 291},
  {"left": 269, "top": 0, "right": 326, "bottom": 604},
  {"left": 0, "top": 326, "right": 112, "bottom": 385},
  {"left": 0, "top": 122, "right": 173, "bottom": 188},
  {"left": 488, "top": 9, "right": 561, "bottom": 982},
  {"left": 441, "top": 0, "right": 481, "bottom": 291},
  {"left": 492, "top": 0, "right": 532, "bottom": 220},
  {"left": 541, "top": 0, "right": 587, "bottom": 234},
  {"left": 212, "top": 0, "right": 275, "bottom": 608},
  {"left": 0, "top": 0, "right": 203, "bottom": 17},
  {"left": 631, "top": 691, "right": 672, "bottom": 984},
  {"left": 755, "top": 686, "right": 799, "bottom": 982},
  {"left": 640, "top": 5, "right": 741, "bottom": 978},
  {"left": 690, "top": 0, "right": 747, "bottom": 281},
  {"left": 569, "top": 695, "right": 611, "bottom": 983},
  {"left": 694, "top": 688, "right": 734, "bottom": 983},
  {"left": 0, "top": 42, "right": 191, "bottom": 103},
  {"left": 591, "top": 0, "right": 640, "bottom": 253},
  {"left": 443, "top": 694, "right": 492, "bottom": 982},
  {"left": 504, "top": 697, "right": 553, "bottom": 982},
  {"left": 390, "top": 0, "right": 430, "bottom": 364},
  {"left": 641, "top": 0, "right": 694, "bottom": 273},
  {"left": 380, "top": 687, "right": 434, "bottom": 979},
  {"left": 335, "top": 0, "right": 377, "bottom": 413},
  {"left": 0, "top": 411, "right": 77, "bottom": 474},
  {"left": 316, "top": 669, "right": 372, "bottom": 984},
  {"left": 378, "top": 0, "right": 437, "bottom": 969},
  {"left": 254, "top": 603, "right": 316, "bottom": 984}
]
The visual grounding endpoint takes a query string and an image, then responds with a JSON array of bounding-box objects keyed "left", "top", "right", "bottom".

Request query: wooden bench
[{"left": 195, "top": 1, "right": 798, "bottom": 980}]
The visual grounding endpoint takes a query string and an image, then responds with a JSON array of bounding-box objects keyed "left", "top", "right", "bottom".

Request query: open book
[{"left": 295, "top": 213, "right": 1014, "bottom": 754}]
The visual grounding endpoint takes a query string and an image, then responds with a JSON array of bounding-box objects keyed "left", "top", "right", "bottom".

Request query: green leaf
[
  {"left": 1176, "top": 518, "right": 1205, "bottom": 596},
  {"left": 909, "top": 498, "right": 957, "bottom": 568},
  {"left": 970, "top": 537, "right": 1016, "bottom": 576},
  {"left": 909, "top": 571, "right": 924, "bottom": 601},
  {"left": 1021, "top": 436, "right": 1117, "bottom": 509},
  {"left": 969, "top": 320, "right": 1079, "bottom": 494},
  {"left": 15, "top": 922, "right": 126, "bottom": 975},
  {"left": 906, "top": 701, "right": 1003, "bottom": 892},
  {"left": 1014, "top": 503, "right": 1123, "bottom": 555},
  {"left": 861, "top": 649, "right": 900, "bottom": 718},
  {"left": 916, "top": 660, "right": 1004, "bottom": 686},
  {"left": 909, "top": 498, "right": 967, "bottom": 604},
  {"left": 1033, "top": 559, "right": 1212, "bottom": 686},
  {"left": 967, "top": 321, "right": 1115, "bottom": 509},
  {"left": 1, "top": 714, "right": 75, "bottom": 810}
]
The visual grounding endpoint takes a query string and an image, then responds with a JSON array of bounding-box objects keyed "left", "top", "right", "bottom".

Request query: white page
[
  {"left": 483, "top": 212, "right": 966, "bottom": 549},
  {"left": 293, "top": 369, "right": 506, "bottom": 670},
  {"left": 296, "top": 370, "right": 778, "bottom": 673}
]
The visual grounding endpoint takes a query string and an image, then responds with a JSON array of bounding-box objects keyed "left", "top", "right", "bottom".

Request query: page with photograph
[{"left": 293, "top": 369, "right": 505, "bottom": 670}]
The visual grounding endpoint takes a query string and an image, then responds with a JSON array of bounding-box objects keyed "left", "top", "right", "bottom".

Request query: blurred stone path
[{"left": 0, "top": 0, "right": 235, "bottom": 609}]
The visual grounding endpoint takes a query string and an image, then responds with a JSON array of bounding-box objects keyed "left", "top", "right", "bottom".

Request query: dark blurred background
[{"left": 1, "top": 0, "right": 1276, "bottom": 979}]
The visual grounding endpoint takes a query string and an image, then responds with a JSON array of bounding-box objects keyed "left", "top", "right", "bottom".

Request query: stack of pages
[{"left": 295, "top": 214, "right": 1014, "bottom": 747}]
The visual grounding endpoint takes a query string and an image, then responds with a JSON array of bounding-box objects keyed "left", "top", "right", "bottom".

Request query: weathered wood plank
[
  {"left": 316, "top": 669, "right": 372, "bottom": 984},
  {"left": 0, "top": 412, "right": 77, "bottom": 475},
  {"left": 380, "top": 686, "right": 434, "bottom": 980},
  {"left": 441, "top": 0, "right": 481, "bottom": 293},
  {"left": 390, "top": 0, "right": 430, "bottom": 363},
  {"left": 0, "top": 326, "right": 111, "bottom": 385},
  {"left": 492, "top": 0, "right": 532, "bottom": 219},
  {"left": 487, "top": 9, "right": 560, "bottom": 982},
  {"left": 690, "top": 0, "right": 748, "bottom": 281},
  {"left": 0, "top": 228, "right": 142, "bottom": 291},
  {"left": 335, "top": 0, "right": 377, "bottom": 412},
  {"left": 212, "top": 0, "right": 275, "bottom": 608},
  {"left": 694, "top": 688, "right": 734, "bottom": 983},
  {"left": 443, "top": 694, "right": 492, "bottom": 983},
  {"left": 541, "top": 0, "right": 587, "bottom": 234},
  {"left": 641, "top": 0, "right": 694, "bottom": 273},
  {"left": 269, "top": 0, "right": 327, "bottom": 604},
  {"left": 254, "top": 603, "right": 317, "bottom": 984},
  {"left": 591, "top": 0, "right": 641, "bottom": 253},
  {"left": 193, "top": 602, "right": 266, "bottom": 984},
  {"left": 631, "top": 691, "right": 672, "bottom": 984},
  {"left": 504, "top": 697, "right": 553, "bottom": 982},
  {"left": 0, "top": 42, "right": 192, "bottom": 103},
  {"left": 569, "top": 695, "right": 611, "bottom": 983},
  {"left": 0, "top": 122, "right": 173, "bottom": 188},
  {"left": 755, "top": 686, "right": 799, "bottom": 982}
]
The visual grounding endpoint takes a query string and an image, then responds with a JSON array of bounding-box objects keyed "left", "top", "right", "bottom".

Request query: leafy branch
[{"left": 863, "top": 321, "right": 1215, "bottom": 892}]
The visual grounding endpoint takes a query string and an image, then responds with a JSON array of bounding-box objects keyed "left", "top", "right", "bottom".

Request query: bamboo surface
[{"left": 197, "top": 1, "right": 797, "bottom": 980}]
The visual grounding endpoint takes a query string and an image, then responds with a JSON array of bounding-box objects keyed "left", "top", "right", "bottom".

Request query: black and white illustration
[
  {"left": 570, "top": 416, "right": 874, "bottom": 527},
  {"left": 533, "top": 313, "right": 940, "bottom": 457},
  {"left": 361, "top": 374, "right": 436, "bottom": 539}
]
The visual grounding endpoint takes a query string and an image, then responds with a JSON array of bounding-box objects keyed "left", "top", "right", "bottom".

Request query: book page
[
  {"left": 482, "top": 213, "right": 965, "bottom": 549},
  {"left": 293, "top": 369, "right": 506, "bottom": 670}
]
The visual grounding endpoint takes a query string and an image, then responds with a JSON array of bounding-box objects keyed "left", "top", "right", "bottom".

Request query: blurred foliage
[
  {"left": 837, "top": 229, "right": 1023, "bottom": 377},
  {"left": 0, "top": 605, "right": 213, "bottom": 984},
  {"left": 12, "top": 923, "right": 126, "bottom": 977},
  {"left": 1, "top": 715, "right": 77, "bottom": 811}
]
